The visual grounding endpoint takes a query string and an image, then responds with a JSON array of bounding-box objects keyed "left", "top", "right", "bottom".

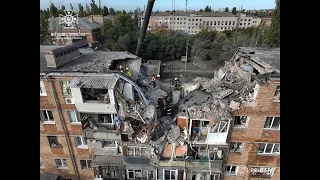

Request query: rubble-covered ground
[{"left": 119, "top": 47, "right": 280, "bottom": 165}]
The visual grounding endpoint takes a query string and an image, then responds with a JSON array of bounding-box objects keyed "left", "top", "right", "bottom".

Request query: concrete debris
[
  {"left": 229, "top": 100, "right": 241, "bottom": 110},
  {"left": 145, "top": 89, "right": 167, "bottom": 106},
  {"left": 136, "top": 133, "right": 148, "bottom": 143},
  {"left": 122, "top": 121, "right": 134, "bottom": 133},
  {"left": 167, "top": 125, "right": 181, "bottom": 143},
  {"left": 217, "top": 89, "right": 234, "bottom": 99},
  {"left": 142, "top": 105, "right": 155, "bottom": 121}
]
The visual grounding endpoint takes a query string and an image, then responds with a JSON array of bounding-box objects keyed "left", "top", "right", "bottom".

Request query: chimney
[{"left": 45, "top": 43, "right": 81, "bottom": 68}]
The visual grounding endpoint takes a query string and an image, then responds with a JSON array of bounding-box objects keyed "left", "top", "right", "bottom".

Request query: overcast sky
[{"left": 40, "top": 0, "right": 275, "bottom": 12}]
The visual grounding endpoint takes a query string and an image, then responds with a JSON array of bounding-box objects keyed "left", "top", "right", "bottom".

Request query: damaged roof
[
  {"left": 40, "top": 45, "right": 139, "bottom": 73},
  {"left": 68, "top": 76, "right": 119, "bottom": 89},
  {"left": 238, "top": 47, "right": 280, "bottom": 73}
]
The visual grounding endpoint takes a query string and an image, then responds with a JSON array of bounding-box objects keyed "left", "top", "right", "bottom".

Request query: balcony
[
  {"left": 68, "top": 76, "right": 119, "bottom": 114},
  {"left": 189, "top": 119, "right": 231, "bottom": 145}
]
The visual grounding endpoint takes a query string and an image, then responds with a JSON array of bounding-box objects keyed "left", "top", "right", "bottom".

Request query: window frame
[
  {"left": 257, "top": 143, "right": 280, "bottom": 155},
  {"left": 127, "top": 146, "right": 147, "bottom": 157},
  {"left": 127, "top": 169, "right": 152, "bottom": 179},
  {"left": 264, "top": 117, "right": 280, "bottom": 130},
  {"left": 40, "top": 81, "right": 47, "bottom": 96},
  {"left": 40, "top": 110, "right": 55, "bottom": 124},
  {"left": 102, "top": 140, "right": 117, "bottom": 148},
  {"left": 163, "top": 169, "right": 178, "bottom": 180},
  {"left": 234, "top": 116, "right": 249, "bottom": 128},
  {"left": 67, "top": 111, "right": 80, "bottom": 124},
  {"left": 229, "top": 142, "right": 243, "bottom": 152},
  {"left": 55, "top": 158, "right": 67, "bottom": 168},
  {"left": 80, "top": 159, "right": 92, "bottom": 170},
  {"left": 74, "top": 136, "right": 88, "bottom": 149},
  {"left": 47, "top": 136, "right": 61, "bottom": 148},
  {"left": 273, "top": 85, "right": 280, "bottom": 101},
  {"left": 40, "top": 158, "right": 44, "bottom": 168},
  {"left": 225, "top": 165, "right": 238, "bottom": 176}
]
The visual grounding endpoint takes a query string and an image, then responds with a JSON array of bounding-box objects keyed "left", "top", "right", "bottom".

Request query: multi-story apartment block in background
[
  {"left": 40, "top": 42, "right": 279, "bottom": 180},
  {"left": 140, "top": 12, "right": 262, "bottom": 35}
]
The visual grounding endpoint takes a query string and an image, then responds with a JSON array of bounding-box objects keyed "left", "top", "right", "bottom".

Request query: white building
[{"left": 140, "top": 11, "right": 262, "bottom": 35}]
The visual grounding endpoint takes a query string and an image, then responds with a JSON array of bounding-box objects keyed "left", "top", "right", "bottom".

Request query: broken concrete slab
[
  {"left": 167, "top": 125, "right": 181, "bottom": 143},
  {"left": 229, "top": 100, "right": 240, "bottom": 110}
]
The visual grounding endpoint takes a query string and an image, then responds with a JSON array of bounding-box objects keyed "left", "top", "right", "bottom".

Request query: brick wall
[
  {"left": 226, "top": 84, "right": 280, "bottom": 180},
  {"left": 40, "top": 76, "right": 94, "bottom": 179}
]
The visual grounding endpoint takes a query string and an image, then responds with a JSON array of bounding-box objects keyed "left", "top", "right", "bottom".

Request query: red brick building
[{"left": 225, "top": 48, "right": 280, "bottom": 180}]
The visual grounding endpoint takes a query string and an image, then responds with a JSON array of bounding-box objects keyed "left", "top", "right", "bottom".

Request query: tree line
[
  {"left": 41, "top": 0, "right": 279, "bottom": 65},
  {"left": 100, "top": 0, "right": 279, "bottom": 64}
]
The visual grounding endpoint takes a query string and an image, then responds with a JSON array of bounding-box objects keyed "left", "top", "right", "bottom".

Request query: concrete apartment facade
[
  {"left": 140, "top": 12, "right": 262, "bottom": 35},
  {"left": 40, "top": 43, "right": 279, "bottom": 180}
]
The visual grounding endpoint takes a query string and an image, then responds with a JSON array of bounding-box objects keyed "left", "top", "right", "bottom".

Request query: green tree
[
  {"left": 85, "top": 3, "right": 91, "bottom": 16},
  {"left": 61, "top": 5, "right": 65, "bottom": 10},
  {"left": 204, "top": 5, "right": 211, "bottom": 12},
  {"left": 78, "top": 3, "right": 85, "bottom": 17},
  {"left": 50, "top": 3, "right": 59, "bottom": 17},
  {"left": 232, "top": 7, "right": 237, "bottom": 15},
  {"left": 122, "top": 10, "right": 127, "bottom": 14},
  {"left": 109, "top": 7, "right": 115, "bottom": 15},
  {"left": 225, "top": 7, "right": 229, "bottom": 12},
  {"left": 263, "top": 0, "right": 280, "bottom": 47},
  {"left": 103, "top": 6, "right": 109, "bottom": 16},
  {"left": 254, "top": 11, "right": 258, "bottom": 16},
  {"left": 199, "top": 9, "right": 203, "bottom": 12},
  {"left": 90, "top": 0, "right": 100, "bottom": 15},
  {"left": 40, "top": 12, "right": 49, "bottom": 44},
  {"left": 70, "top": 4, "right": 73, "bottom": 10}
]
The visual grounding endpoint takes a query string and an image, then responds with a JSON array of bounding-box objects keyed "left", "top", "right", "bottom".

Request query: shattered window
[
  {"left": 81, "top": 88, "right": 109, "bottom": 102},
  {"left": 273, "top": 85, "right": 280, "bottom": 100},
  {"left": 250, "top": 167, "right": 275, "bottom": 177},
  {"left": 234, "top": 116, "right": 249, "bottom": 128},
  {"left": 102, "top": 141, "right": 117, "bottom": 148},
  {"left": 230, "top": 142, "right": 243, "bottom": 152},
  {"left": 40, "top": 110, "right": 54, "bottom": 122},
  {"left": 258, "top": 143, "right": 280, "bottom": 155},
  {"left": 225, "top": 165, "right": 237, "bottom": 175},
  {"left": 264, "top": 117, "right": 280, "bottom": 130},
  {"left": 80, "top": 160, "right": 91, "bottom": 169},
  {"left": 55, "top": 159, "right": 67, "bottom": 168},
  {"left": 47, "top": 136, "right": 61, "bottom": 148}
]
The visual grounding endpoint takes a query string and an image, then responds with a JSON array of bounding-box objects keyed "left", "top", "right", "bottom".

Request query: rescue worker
[
  {"left": 126, "top": 67, "right": 132, "bottom": 77},
  {"left": 119, "top": 65, "right": 123, "bottom": 72},
  {"left": 151, "top": 75, "right": 156, "bottom": 88}
]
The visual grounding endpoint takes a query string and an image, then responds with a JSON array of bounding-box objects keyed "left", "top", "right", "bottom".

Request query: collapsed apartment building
[{"left": 40, "top": 44, "right": 279, "bottom": 180}]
